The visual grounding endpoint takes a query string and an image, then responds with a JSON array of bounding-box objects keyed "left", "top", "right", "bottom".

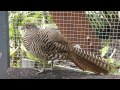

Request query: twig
[{"left": 109, "top": 48, "right": 117, "bottom": 58}]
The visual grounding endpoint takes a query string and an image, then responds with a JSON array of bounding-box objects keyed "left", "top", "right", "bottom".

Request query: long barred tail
[{"left": 69, "top": 46, "right": 117, "bottom": 75}]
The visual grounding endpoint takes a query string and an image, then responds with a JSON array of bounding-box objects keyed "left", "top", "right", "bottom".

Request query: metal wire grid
[
  {"left": 9, "top": 11, "right": 50, "bottom": 67},
  {"left": 9, "top": 11, "right": 120, "bottom": 68},
  {"left": 50, "top": 11, "right": 101, "bottom": 54}
]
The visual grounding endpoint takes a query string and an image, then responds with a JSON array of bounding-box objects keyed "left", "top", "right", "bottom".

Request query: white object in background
[
  {"left": 21, "top": 59, "right": 35, "bottom": 68},
  {"left": 73, "top": 44, "right": 81, "bottom": 49},
  {"left": 109, "top": 48, "right": 117, "bottom": 58}
]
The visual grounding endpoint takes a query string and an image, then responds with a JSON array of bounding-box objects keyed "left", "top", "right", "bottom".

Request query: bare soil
[{"left": 7, "top": 66, "right": 120, "bottom": 79}]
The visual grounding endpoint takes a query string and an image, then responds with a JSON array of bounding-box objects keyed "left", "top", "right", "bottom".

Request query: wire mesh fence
[{"left": 9, "top": 11, "right": 120, "bottom": 69}]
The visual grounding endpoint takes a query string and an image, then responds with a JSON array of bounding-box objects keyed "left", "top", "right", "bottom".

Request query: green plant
[
  {"left": 86, "top": 11, "right": 112, "bottom": 35},
  {"left": 86, "top": 11, "right": 120, "bottom": 67},
  {"left": 9, "top": 11, "right": 54, "bottom": 67}
]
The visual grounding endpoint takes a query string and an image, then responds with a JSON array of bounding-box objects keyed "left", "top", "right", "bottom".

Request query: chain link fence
[{"left": 9, "top": 11, "right": 120, "bottom": 69}]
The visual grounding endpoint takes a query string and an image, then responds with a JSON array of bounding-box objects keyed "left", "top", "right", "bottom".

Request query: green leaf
[
  {"left": 20, "top": 44, "right": 28, "bottom": 52},
  {"left": 19, "top": 30, "right": 25, "bottom": 37},
  {"left": 99, "top": 46, "right": 109, "bottom": 57},
  {"left": 107, "top": 58, "right": 114, "bottom": 63},
  {"left": 110, "top": 68, "right": 119, "bottom": 74},
  {"left": 114, "top": 61, "right": 120, "bottom": 66},
  {"left": 26, "top": 52, "right": 38, "bottom": 61},
  {"left": 10, "top": 47, "right": 19, "bottom": 57}
]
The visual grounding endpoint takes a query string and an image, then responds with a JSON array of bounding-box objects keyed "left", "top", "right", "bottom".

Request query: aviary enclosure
[{"left": 0, "top": 11, "right": 120, "bottom": 78}]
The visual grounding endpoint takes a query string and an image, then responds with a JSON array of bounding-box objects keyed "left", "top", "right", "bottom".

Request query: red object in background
[{"left": 50, "top": 11, "right": 101, "bottom": 55}]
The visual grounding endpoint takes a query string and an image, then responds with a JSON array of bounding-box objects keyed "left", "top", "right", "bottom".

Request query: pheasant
[{"left": 21, "top": 23, "right": 118, "bottom": 75}]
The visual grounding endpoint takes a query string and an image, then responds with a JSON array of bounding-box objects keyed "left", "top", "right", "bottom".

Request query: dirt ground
[{"left": 7, "top": 66, "right": 120, "bottom": 79}]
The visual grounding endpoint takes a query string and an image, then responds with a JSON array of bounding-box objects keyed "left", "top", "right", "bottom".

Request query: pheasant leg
[
  {"left": 36, "top": 60, "right": 54, "bottom": 75},
  {"left": 36, "top": 60, "right": 46, "bottom": 75}
]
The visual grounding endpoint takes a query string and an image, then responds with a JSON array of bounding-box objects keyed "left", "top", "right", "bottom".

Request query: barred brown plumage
[{"left": 21, "top": 23, "right": 118, "bottom": 75}]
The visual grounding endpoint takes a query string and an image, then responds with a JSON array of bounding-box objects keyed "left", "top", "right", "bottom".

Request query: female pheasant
[{"left": 21, "top": 23, "right": 117, "bottom": 75}]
